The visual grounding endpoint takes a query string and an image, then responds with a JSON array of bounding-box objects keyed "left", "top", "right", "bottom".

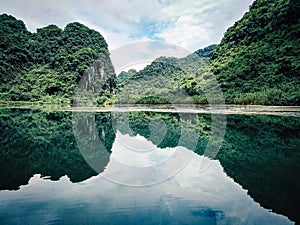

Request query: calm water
[{"left": 0, "top": 108, "right": 299, "bottom": 224}]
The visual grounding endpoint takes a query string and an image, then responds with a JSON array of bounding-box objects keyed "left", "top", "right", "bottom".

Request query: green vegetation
[
  {"left": 117, "top": 0, "right": 300, "bottom": 105},
  {"left": 116, "top": 45, "right": 215, "bottom": 104},
  {"left": 211, "top": 0, "right": 300, "bottom": 105},
  {"left": 1, "top": 0, "right": 300, "bottom": 105},
  {"left": 0, "top": 14, "right": 116, "bottom": 105}
]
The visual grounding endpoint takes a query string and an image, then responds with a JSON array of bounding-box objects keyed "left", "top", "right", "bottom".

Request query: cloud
[
  {"left": 110, "top": 41, "right": 190, "bottom": 73},
  {"left": 155, "top": 0, "right": 255, "bottom": 50},
  {"left": 0, "top": 0, "right": 255, "bottom": 51},
  {"left": 0, "top": 0, "right": 76, "bottom": 30}
]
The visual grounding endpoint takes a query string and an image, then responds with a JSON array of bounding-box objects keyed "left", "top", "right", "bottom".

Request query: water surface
[{"left": 0, "top": 108, "right": 299, "bottom": 224}]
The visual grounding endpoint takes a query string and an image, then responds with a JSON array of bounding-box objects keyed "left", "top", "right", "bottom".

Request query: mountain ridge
[
  {"left": 0, "top": 0, "right": 299, "bottom": 106},
  {"left": 0, "top": 14, "right": 116, "bottom": 105}
]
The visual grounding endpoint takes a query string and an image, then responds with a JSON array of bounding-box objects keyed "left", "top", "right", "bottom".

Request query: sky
[{"left": 0, "top": 0, "right": 255, "bottom": 52}]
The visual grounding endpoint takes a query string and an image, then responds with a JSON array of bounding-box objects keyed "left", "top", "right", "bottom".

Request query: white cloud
[
  {"left": 110, "top": 41, "right": 190, "bottom": 73},
  {"left": 156, "top": 15, "right": 212, "bottom": 50},
  {"left": 0, "top": 0, "right": 76, "bottom": 31},
  {"left": 0, "top": 0, "right": 255, "bottom": 51},
  {"left": 155, "top": 0, "right": 255, "bottom": 50}
]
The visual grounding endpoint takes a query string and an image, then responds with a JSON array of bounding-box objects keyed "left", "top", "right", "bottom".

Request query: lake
[{"left": 0, "top": 106, "right": 299, "bottom": 224}]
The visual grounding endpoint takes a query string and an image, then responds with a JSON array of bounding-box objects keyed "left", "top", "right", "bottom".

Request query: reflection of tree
[
  {"left": 1, "top": 109, "right": 299, "bottom": 223},
  {"left": 73, "top": 112, "right": 114, "bottom": 173},
  {"left": 118, "top": 111, "right": 300, "bottom": 222},
  {"left": 0, "top": 109, "right": 114, "bottom": 190},
  {"left": 217, "top": 114, "right": 300, "bottom": 223},
  {"left": 114, "top": 111, "right": 211, "bottom": 152}
]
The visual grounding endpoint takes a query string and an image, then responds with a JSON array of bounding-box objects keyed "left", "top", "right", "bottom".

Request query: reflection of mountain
[
  {"left": 0, "top": 145, "right": 293, "bottom": 225},
  {"left": 0, "top": 109, "right": 114, "bottom": 190},
  {"left": 217, "top": 114, "right": 300, "bottom": 223},
  {"left": 112, "top": 111, "right": 211, "bottom": 152},
  {"left": 0, "top": 108, "right": 299, "bottom": 223},
  {"left": 123, "top": 111, "right": 300, "bottom": 223}
]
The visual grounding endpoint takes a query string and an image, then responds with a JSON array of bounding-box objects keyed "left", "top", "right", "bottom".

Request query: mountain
[
  {"left": 116, "top": 45, "right": 216, "bottom": 104},
  {"left": 210, "top": 0, "right": 300, "bottom": 105},
  {"left": 117, "top": 0, "right": 300, "bottom": 106},
  {"left": 0, "top": 14, "right": 116, "bottom": 105},
  {"left": 1, "top": 0, "right": 300, "bottom": 106}
]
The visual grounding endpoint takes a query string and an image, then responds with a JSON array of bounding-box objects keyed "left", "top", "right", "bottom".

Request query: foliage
[
  {"left": 1, "top": 0, "right": 300, "bottom": 106},
  {"left": 210, "top": 0, "right": 300, "bottom": 105},
  {"left": 0, "top": 14, "right": 116, "bottom": 105},
  {"left": 115, "top": 45, "right": 215, "bottom": 104},
  {"left": 116, "top": 0, "right": 300, "bottom": 106}
]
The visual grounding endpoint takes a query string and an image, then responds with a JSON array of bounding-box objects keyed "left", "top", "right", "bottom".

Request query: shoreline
[{"left": 1, "top": 103, "right": 300, "bottom": 117}]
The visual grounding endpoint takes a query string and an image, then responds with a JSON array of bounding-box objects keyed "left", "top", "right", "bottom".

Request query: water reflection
[
  {"left": 0, "top": 108, "right": 299, "bottom": 224},
  {"left": 111, "top": 131, "right": 176, "bottom": 167},
  {"left": 102, "top": 131, "right": 195, "bottom": 186},
  {"left": 0, "top": 144, "right": 293, "bottom": 225}
]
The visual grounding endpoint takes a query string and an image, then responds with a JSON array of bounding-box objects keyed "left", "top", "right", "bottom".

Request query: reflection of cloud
[
  {"left": 111, "top": 131, "right": 176, "bottom": 167},
  {"left": 0, "top": 150, "right": 293, "bottom": 225},
  {"left": 1, "top": 0, "right": 255, "bottom": 50}
]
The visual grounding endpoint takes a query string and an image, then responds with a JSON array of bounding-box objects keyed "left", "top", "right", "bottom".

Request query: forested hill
[
  {"left": 117, "top": 0, "right": 300, "bottom": 105},
  {"left": 116, "top": 45, "right": 216, "bottom": 104},
  {"left": 1, "top": 0, "right": 300, "bottom": 106},
  {"left": 0, "top": 14, "right": 116, "bottom": 104},
  {"left": 210, "top": 0, "right": 300, "bottom": 105}
]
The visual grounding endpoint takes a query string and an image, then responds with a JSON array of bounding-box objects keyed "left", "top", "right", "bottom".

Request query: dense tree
[
  {"left": 116, "top": 45, "right": 215, "bottom": 104},
  {"left": 0, "top": 14, "right": 116, "bottom": 105},
  {"left": 0, "top": 14, "right": 31, "bottom": 83},
  {"left": 1, "top": 0, "right": 299, "bottom": 106},
  {"left": 210, "top": 0, "right": 300, "bottom": 105},
  {"left": 117, "top": 0, "right": 300, "bottom": 106}
]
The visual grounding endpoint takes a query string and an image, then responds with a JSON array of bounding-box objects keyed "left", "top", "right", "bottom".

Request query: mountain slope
[
  {"left": 0, "top": 14, "right": 116, "bottom": 104},
  {"left": 116, "top": 45, "right": 216, "bottom": 104},
  {"left": 210, "top": 0, "right": 300, "bottom": 105},
  {"left": 117, "top": 0, "right": 300, "bottom": 106}
]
